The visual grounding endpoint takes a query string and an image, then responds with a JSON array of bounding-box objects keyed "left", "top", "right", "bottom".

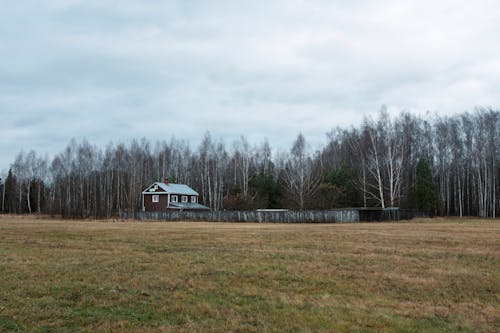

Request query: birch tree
[
  {"left": 282, "top": 133, "right": 322, "bottom": 209},
  {"left": 363, "top": 119, "right": 386, "bottom": 208}
]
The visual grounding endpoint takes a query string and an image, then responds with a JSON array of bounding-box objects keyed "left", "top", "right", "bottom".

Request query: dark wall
[
  {"left": 144, "top": 194, "right": 169, "bottom": 212},
  {"left": 144, "top": 194, "right": 199, "bottom": 211}
]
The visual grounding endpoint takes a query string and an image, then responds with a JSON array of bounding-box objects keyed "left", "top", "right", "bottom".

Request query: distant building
[{"left": 142, "top": 179, "right": 210, "bottom": 211}]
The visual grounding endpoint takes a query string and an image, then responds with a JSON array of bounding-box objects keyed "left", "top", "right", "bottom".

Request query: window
[
  {"left": 182, "top": 195, "right": 188, "bottom": 203},
  {"left": 152, "top": 195, "right": 159, "bottom": 203},
  {"left": 171, "top": 195, "right": 178, "bottom": 203},
  {"left": 191, "top": 196, "right": 197, "bottom": 203}
]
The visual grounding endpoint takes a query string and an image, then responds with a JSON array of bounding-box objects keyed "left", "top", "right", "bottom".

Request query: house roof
[
  {"left": 168, "top": 202, "right": 210, "bottom": 210},
  {"left": 142, "top": 182, "right": 199, "bottom": 196}
]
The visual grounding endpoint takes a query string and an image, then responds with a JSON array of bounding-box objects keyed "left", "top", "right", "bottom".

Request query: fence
[{"left": 119, "top": 208, "right": 430, "bottom": 223}]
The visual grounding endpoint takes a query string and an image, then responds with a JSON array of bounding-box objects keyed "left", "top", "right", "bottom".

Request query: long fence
[{"left": 119, "top": 208, "right": 430, "bottom": 223}]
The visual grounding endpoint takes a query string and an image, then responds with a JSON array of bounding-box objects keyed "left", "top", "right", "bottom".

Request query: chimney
[{"left": 164, "top": 178, "right": 169, "bottom": 185}]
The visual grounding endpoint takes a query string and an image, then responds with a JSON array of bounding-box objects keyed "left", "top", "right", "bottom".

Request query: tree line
[{"left": 1, "top": 108, "right": 499, "bottom": 218}]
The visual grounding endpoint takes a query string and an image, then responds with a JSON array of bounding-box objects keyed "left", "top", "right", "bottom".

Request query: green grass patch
[{"left": 0, "top": 217, "right": 498, "bottom": 332}]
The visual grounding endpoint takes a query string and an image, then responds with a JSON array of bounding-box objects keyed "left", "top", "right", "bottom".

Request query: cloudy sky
[{"left": 1, "top": 0, "right": 500, "bottom": 171}]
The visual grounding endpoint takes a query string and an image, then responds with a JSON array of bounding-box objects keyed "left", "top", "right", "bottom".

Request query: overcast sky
[{"left": 1, "top": 0, "right": 500, "bottom": 172}]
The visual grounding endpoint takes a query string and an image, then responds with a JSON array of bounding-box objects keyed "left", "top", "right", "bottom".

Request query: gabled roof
[{"left": 142, "top": 182, "right": 199, "bottom": 196}]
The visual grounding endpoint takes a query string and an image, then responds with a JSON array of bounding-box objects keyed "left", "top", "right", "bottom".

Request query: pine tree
[
  {"left": 324, "top": 165, "right": 357, "bottom": 208},
  {"left": 4, "top": 169, "right": 17, "bottom": 214},
  {"left": 0, "top": 177, "right": 3, "bottom": 212},
  {"left": 412, "top": 159, "right": 437, "bottom": 211}
]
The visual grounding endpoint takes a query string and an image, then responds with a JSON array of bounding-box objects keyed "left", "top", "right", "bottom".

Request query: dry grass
[{"left": 0, "top": 216, "right": 498, "bottom": 332}]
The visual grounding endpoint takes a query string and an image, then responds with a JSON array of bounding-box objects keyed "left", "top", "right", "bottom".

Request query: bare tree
[
  {"left": 197, "top": 132, "right": 228, "bottom": 210},
  {"left": 232, "top": 136, "right": 253, "bottom": 197},
  {"left": 281, "top": 133, "right": 322, "bottom": 209},
  {"left": 5, "top": 108, "right": 500, "bottom": 218},
  {"left": 383, "top": 114, "right": 406, "bottom": 207},
  {"left": 363, "top": 119, "right": 386, "bottom": 208}
]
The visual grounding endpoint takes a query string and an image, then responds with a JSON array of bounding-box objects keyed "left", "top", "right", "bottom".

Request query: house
[{"left": 142, "top": 179, "right": 210, "bottom": 211}]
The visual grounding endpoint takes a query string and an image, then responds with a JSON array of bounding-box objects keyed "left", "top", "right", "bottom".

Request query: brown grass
[{"left": 0, "top": 216, "right": 499, "bottom": 332}]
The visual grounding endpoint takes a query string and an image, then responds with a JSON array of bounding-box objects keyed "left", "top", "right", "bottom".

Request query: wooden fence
[{"left": 119, "top": 208, "right": 429, "bottom": 223}]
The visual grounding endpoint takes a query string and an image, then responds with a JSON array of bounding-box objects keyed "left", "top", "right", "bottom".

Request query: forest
[{"left": 1, "top": 108, "right": 499, "bottom": 218}]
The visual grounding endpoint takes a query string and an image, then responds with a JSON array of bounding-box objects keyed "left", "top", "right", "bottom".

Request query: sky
[{"left": 1, "top": 0, "right": 500, "bottom": 173}]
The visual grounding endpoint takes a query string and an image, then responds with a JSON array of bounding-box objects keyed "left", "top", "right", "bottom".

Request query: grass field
[{"left": 0, "top": 216, "right": 498, "bottom": 332}]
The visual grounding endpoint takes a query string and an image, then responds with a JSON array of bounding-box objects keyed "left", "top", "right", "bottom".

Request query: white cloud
[{"left": 1, "top": 0, "right": 500, "bottom": 167}]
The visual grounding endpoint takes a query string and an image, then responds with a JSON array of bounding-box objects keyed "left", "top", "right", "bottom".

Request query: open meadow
[{"left": 0, "top": 216, "right": 498, "bottom": 332}]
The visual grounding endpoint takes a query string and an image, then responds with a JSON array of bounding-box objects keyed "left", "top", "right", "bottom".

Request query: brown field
[{"left": 0, "top": 216, "right": 498, "bottom": 332}]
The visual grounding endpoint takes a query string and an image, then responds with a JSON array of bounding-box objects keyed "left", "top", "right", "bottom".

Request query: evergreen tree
[
  {"left": 249, "top": 172, "right": 282, "bottom": 208},
  {"left": 4, "top": 169, "right": 17, "bottom": 214},
  {"left": 412, "top": 159, "right": 437, "bottom": 211},
  {"left": 323, "top": 165, "right": 357, "bottom": 208},
  {"left": 0, "top": 177, "right": 3, "bottom": 212}
]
